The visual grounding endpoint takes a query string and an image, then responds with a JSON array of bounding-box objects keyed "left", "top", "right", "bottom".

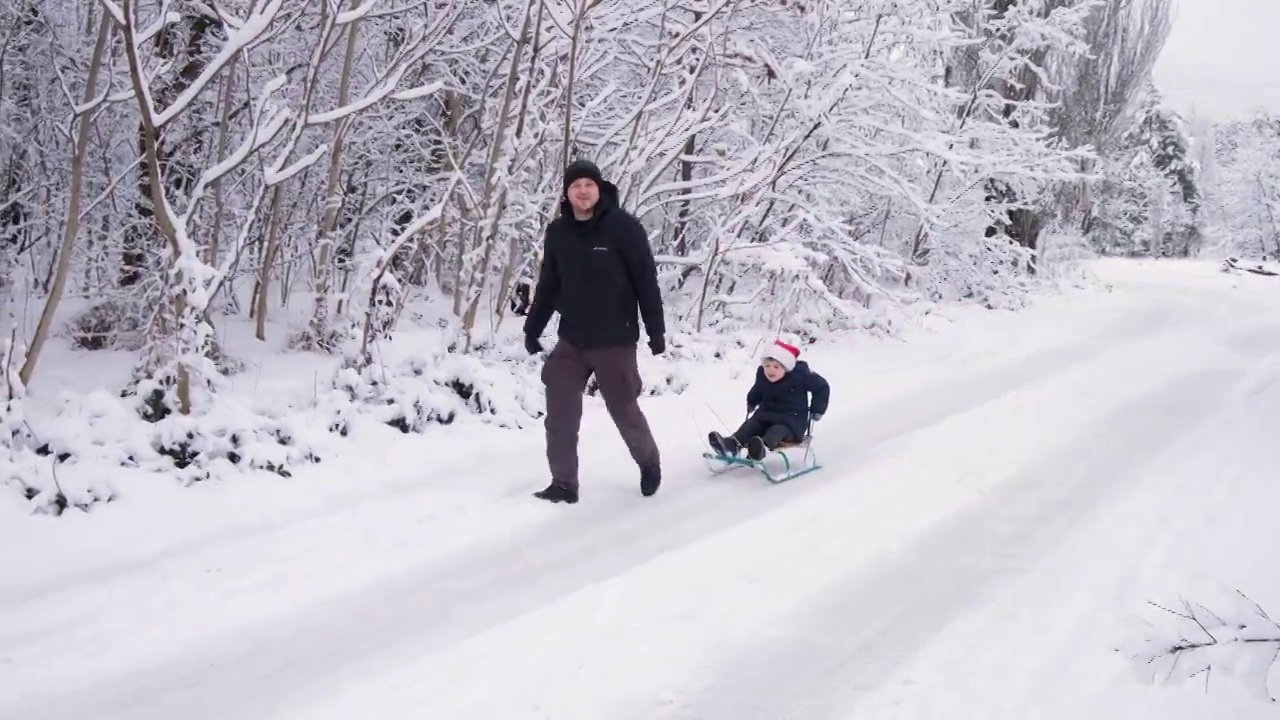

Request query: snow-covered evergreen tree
[{"left": 1089, "top": 88, "right": 1202, "bottom": 256}]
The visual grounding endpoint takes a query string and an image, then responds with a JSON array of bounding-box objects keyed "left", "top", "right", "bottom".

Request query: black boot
[
  {"left": 746, "top": 436, "right": 767, "bottom": 461},
  {"left": 640, "top": 465, "right": 661, "bottom": 497},
  {"left": 533, "top": 481, "right": 578, "bottom": 504},
  {"left": 708, "top": 432, "right": 728, "bottom": 455},
  {"left": 708, "top": 432, "right": 741, "bottom": 457}
]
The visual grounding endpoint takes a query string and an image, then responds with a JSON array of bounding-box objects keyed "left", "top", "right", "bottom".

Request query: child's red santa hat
[{"left": 760, "top": 339, "right": 800, "bottom": 372}]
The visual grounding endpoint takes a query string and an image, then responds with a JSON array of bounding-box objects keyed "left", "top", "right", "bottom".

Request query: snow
[
  {"left": 3, "top": 259, "right": 1280, "bottom": 719},
  {"left": 389, "top": 81, "right": 444, "bottom": 101},
  {"left": 306, "top": 69, "right": 417, "bottom": 125},
  {"left": 334, "top": 2, "right": 373, "bottom": 26},
  {"left": 264, "top": 144, "right": 327, "bottom": 186},
  {"left": 96, "top": 0, "right": 126, "bottom": 28}
]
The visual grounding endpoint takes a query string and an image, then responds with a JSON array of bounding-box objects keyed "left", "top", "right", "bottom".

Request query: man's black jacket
[{"left": 523, "top": 181, "right": 665, "bottom": 349}]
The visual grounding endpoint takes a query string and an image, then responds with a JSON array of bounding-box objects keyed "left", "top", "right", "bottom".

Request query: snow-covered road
[{"left": 4, "top": 260, "right": 1279, "bottom": 719}]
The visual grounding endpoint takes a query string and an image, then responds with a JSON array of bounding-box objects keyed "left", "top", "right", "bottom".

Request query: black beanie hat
[{"left": 564, "top": 159, "right": 605, "bottom": 192}]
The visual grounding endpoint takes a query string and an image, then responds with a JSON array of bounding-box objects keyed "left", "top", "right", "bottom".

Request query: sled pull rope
[{"left": 686, "top": 381, "right": 731, "bottom": 430}]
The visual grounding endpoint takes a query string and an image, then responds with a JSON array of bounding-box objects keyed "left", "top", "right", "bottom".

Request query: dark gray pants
[
  {"left": 541, "top": 340, "right": 660, "bottom": 490},
  {"left": 732, "top": 415, "right": 796, "bottom": 449}
]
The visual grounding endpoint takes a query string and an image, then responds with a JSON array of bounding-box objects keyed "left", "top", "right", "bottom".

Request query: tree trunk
[
  {"left": 19, "top": 14, "right": 113, "bottom": 387},
  {"left": 306, "top": 0, "right": 363, "bottom": 351}
]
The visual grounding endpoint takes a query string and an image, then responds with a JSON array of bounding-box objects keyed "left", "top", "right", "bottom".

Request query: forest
[{"left": 1, "top": 0, "right": 1276, "bottom": 512}]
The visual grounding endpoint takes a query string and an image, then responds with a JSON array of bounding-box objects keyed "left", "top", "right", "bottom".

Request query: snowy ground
[{"left": 3, "top": 258, "right": 1279, "bottom": 719}]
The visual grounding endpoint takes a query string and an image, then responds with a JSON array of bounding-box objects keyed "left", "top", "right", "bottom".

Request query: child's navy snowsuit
[{"left": 734, "top": 360, "right": 830, "bottom": 448}]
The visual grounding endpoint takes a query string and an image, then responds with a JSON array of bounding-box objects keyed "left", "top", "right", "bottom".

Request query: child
[{"left": 708, "top": 339, "right": 830, "bottom": 461}]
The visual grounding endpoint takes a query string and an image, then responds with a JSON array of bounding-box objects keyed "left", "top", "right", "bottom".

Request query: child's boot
[
  {"left": 707, "top": 431, "right": 728, "bottom": 455},
  {"left": 746, "top": 436, "right": 768, "bottom": 461},
  {"left": 708, "top": 432, "right": 740, "bottom": 456}
]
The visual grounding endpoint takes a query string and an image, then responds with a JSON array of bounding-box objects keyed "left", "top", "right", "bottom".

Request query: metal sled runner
[{"left": 701, "top": 435, "right": 820, "bottom": 484}]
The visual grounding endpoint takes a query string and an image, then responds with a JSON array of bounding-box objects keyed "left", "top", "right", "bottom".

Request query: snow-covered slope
[{"left": 3, "top": 259, "right": 1278, "bottom": 719}]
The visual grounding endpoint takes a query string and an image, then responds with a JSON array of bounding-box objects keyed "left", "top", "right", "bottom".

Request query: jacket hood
[
  {"left": 560, "top": 159, "right": 621, "bottom": 220},
  {"left": 560, "top": 178, "right": 621, "bottom": 220}
]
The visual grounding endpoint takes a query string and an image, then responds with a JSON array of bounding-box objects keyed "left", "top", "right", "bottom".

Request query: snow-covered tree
[
  {"left": 0, "top": 0, "right": 1122, "bottom": 388},
  {"left": 1201, "top": 113, "right": 1280, "bottom": 260},
  {"left": 0, "top": 0, "right": 1175, "bottom": 510},
  {"left": 1047, "top": 0, "right": 1173, "bottom": 231},
  {"left": 1089, "top": 89, "right": 1202, "bottom": 256}
]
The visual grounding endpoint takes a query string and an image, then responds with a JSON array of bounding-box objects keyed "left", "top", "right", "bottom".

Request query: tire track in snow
[
  {"left": 0, "top": 304, "right": 1187, "bottom": 720},
  {"left": 3, "top": 431, "right": 549, "bottom": 606},
  {"left": 1, "top": 306, "right": 1181, "bottom": 718},
  {"left": 649, "top": 362, "right": 1247, "bottom": 720},
  {"left": 11, "top": 301, "right": 1176, "bottom": 607}
]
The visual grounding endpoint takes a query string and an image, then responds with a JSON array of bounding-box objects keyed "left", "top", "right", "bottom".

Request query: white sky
[{"left": 1152, "top": 0, "right": 1280, "bottom": 122}]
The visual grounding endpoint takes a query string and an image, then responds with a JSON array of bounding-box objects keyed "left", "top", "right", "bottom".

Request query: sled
[{"left": 701, "top": 435, "right": 820, "bottom": 484}]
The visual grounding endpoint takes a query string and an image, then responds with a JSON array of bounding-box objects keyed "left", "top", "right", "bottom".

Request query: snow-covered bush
[
  {"left": 0, "top": 337, "right": 112, "bottom": 515},
  {"left": 326, "top": 353, "right": 546, "bottom": 434},
  {"left": 5, "top": 386, "right": 329, "bottom": 515},
  {"left": 325, "top": 316, "right": 696, "bottom": 437}
]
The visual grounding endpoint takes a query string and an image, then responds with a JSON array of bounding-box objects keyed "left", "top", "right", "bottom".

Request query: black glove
[
  {"left": 648, "top": 335, "right": 665, "bottom": 356},
  {"left": 524, "top": 335, "right": 543, "bottom": 355},
  {"left": 810, "top": 412, "right": 823, "bottom": 422}
]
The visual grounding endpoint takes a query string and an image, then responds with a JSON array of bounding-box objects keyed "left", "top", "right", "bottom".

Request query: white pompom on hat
[{"left": 760, "top": 339, "right": 800, "bottom": 372}]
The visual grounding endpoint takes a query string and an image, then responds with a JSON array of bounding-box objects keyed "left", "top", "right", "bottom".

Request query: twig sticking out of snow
[
  {"left": 1120, "top": 590, "right": 1280, "bottom": 703},
  {"left": 1222, "top": 257, "right": 1279, "bottom": 277}
]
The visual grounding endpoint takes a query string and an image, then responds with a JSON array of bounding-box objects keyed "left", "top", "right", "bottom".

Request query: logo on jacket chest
[{"left": 566, "top": 241, "right": 623, "bottom": 285}]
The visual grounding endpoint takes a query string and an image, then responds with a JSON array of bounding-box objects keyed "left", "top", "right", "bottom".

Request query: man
[{"left": 523, "top": 159, "right": 666, "bottom": 504}]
